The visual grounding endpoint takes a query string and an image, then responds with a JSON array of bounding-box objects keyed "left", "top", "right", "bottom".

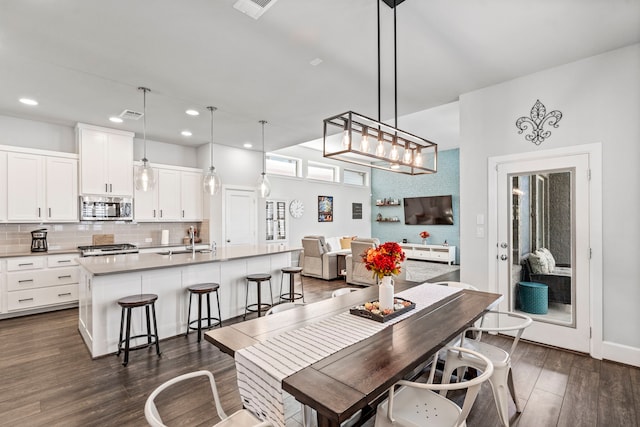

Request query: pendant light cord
[
  {"left": 377, "top": 0, "right": 381, "bottom": 123},
  {"left": 394, "top": 0, "right": 398, "bottom": 128},
  {"left": 260, "top": 120, "right": 267, "bottom": 174},
  {"left": 139, "top": 87, "right": 150, "bottom": 161},
  {"left": 207, "top": 106, "right": 217, "bottom": 169}
]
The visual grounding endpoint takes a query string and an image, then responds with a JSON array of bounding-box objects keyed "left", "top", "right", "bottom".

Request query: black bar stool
[
  {"left": 117, "top": 293, "right": 161, "bottom": 367},
  {"left": 186, "top": 283, "right": 222, "bottom": 342},
  {"left": 279, "top": 266, "right": 305, "bottom": 303},
  {"left": 244, "top": 273, "right": 273, "bottom": 320}
]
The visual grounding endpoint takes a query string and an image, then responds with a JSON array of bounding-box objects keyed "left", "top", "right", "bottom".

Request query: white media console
[{"left": 400, "top": 243, "right": 456, "bottom": 265}]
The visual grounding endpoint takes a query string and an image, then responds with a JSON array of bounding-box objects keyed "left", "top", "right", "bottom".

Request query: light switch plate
[{"left": 476, "top": 214, "right": 485, "bottom": 225}]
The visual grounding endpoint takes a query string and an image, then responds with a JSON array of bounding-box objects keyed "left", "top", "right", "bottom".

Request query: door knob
[
  {"left": 226, "top": 239, "right": 231, "bottom": 243},
  {"left": 500, "top": 254, "right": 508, "bottom": 261},
  {"left": 500, "top": 242, "right": 508, "bottom": 248}
]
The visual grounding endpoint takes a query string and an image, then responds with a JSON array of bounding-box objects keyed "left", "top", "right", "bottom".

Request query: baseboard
[{"left": 602, "top": 341, "right": 640, "bottom": 368}]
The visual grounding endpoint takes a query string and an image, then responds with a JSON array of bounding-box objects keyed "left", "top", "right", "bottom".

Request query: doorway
[
  {"left": 488, "top": 144, "right": 602, "bottom": 357},
  {"left": 222, "top": 187, "right": 257, "bottom": 246}
]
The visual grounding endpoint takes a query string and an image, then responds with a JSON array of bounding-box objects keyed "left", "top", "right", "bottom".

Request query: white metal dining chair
[
  {"left": 264, "top": 302, "right": 306, "bottom": 316},
  {"left": 331, "top": 287, "right": 360, "bottom": 298},
  {"left": 375, "top": 347, "right": 494, "bottom": 427},
  {"left": 144, "top": 370, "right": 273, "bottom": 427},
  {"left": 440, "top": 311, "right": 533, "bottom": 426}
]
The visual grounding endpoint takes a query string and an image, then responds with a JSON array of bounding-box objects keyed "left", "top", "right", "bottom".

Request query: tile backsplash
[{"left": 0, "top": 221, "right": 208, "bottom": 253}]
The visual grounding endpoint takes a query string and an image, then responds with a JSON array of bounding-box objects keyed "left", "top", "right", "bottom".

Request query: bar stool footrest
[
  {"left": 117, "top": 334, "right": 159, "bottom": 353},
  {"left": 246, "top": 303, "right": 272, "bottom": 314},
  {"left": 187, "top": 317, "right": 222, "bottom": 331}
]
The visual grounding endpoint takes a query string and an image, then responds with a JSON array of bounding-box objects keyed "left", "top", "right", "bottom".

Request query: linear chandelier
[{"left": 323, "top": 0, "right": 437, "bottom": 175}]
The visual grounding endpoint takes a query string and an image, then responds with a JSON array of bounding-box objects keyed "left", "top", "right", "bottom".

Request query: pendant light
[
  {"left": 203, "top": 106, "right": 222, "bottom": 195},
  {"left": 322, "top": 0, "right": 437, "bottom": 175},
  {"left": 134, "top": 87, "right": 156, "bottom": 191},
  {"left": 257, "top": 120, "right": 271, "bottom": 198}
]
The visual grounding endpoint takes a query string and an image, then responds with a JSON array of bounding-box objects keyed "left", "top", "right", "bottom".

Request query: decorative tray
[{"left": 350, "top": 297, "right": 415, "bottom": 323}]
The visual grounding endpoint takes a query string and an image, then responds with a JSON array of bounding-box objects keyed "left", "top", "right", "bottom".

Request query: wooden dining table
[{"left": 205, "top": 280, "right": 501, "bottom": 427}]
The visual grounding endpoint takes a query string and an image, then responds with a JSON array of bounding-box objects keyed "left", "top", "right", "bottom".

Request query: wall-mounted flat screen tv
[{"left": 404, "top": 195, "right": 454, "bottom": 225}]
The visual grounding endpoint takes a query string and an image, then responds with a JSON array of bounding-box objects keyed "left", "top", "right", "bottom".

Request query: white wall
[
  {"left": 0, "top": 115, "right": 75, "bottom": 152},
  {"left": 268, "top": 145, "right": 372, "bottom": 247},
  {"left": 133, "top": 137, "right": 199, "bottom": 168},
  {"left": 459, "top": 44, "right": 640, "bottom": 365}
]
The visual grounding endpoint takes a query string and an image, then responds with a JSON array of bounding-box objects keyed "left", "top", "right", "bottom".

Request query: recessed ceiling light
[
  {"left": 109, "top": 116, "right": 123, "bottom": 123},
  {"left": 310, "top": 58, "right": 323, "bottom": 66},
  {"left": 19, "top": 98, "right": 38, "bottom": 106},
  {"left": 243, "top": 143, "right": 253, "bottom": 148},
  {"left": 185, "top": 109, "right": 199, "bottom": 116},
  {"left": 181, "top": 130, "right": 193, "bottom": 137}
]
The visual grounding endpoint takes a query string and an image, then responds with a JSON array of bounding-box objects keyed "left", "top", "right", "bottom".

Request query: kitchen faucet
[{"left": 188, "top": 226, "right": 195, "bottom": 256}]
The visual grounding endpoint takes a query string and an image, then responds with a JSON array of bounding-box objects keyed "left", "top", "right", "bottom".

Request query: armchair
[
  {"left": 345, "top": 238, "right": 380, "bottom": 286},
  {"left": 301, "top": 236, "right": 349, "bottom": 280}
]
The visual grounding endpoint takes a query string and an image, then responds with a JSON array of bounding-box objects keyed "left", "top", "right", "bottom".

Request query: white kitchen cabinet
[
  {"left": 6, "top": 152, "right": 78, "bottom": 222},
  {"left": 180, "top": 171, "right": 203, "bottom": 221},
  {"left": 157, "top": 169, "right": 181, "bottom": 220},
  {"left": 77, "top": 123, "right": 134, "bottom": 197},
  {"left": 3, "top": 254, "right": 79, "bottom": 316},
  {"left": 0, "top": 151, "right": 7, "bottom": 222},
  {"left": 134, "top": 164, "right": 203, "bottom": 222},
  {"left": 45, "top": 157, "right": 78, "bottom": 221}
]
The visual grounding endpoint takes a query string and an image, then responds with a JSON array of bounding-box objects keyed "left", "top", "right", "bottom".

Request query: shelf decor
[{"left": 420, "top": 230, "right": 430, "bottom": 245}]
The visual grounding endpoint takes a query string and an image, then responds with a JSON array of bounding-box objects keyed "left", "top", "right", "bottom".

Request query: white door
[
  {"left": 496, "top": 154, "right": 590, "bottom": 352},
  {"left": 223, "top": 188, "right": 257, "bottom": 246}
]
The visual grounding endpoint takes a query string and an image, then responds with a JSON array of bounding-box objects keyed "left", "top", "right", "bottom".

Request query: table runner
[{"left": 235, "top": 283, "right": 461, "bottom": 427}]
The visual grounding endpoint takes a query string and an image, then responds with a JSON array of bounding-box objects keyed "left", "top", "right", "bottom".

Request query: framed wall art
[{"left": 318, "top": 195, "right": 333, "bottom": 222}]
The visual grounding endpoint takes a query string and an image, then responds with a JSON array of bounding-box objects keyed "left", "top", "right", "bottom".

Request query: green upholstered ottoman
[{"left": 518, "top": 281, "right": 548, "bottom": 314}]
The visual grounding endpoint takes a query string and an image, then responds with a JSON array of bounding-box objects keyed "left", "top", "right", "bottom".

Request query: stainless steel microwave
[{"left": 80, "top": 196, "right": 133, "bottom": 221}]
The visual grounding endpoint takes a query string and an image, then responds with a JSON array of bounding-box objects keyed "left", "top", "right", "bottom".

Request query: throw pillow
[
  {"left": 538, "top": 248, "right": 556, "bottom": 271},
  {"left": 528, "top": 252, "right": 550, "bottom": 274}
]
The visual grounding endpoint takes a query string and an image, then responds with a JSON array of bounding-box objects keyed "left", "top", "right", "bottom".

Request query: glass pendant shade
[
  {"left": 258, "top": 172, "right": 271, "bottom": 198},
  {"left": 203, "top": 166, "right": 221, "bottom": 195},
  {"left": 135, "top": 159, "right": 156, "bottom": 192}
]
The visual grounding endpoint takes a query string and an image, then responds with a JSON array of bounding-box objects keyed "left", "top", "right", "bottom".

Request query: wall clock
[{"left": 289, "top": 199, "right": 304, "bottom": 218}]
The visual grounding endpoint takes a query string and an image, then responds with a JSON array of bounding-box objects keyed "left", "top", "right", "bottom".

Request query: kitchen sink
[{"left": 157, "top": 249, "right": 212, "bottom": 255}]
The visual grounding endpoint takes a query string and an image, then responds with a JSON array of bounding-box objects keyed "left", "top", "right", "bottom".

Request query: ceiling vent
[
  {"left": 233, "top": 0, "right": 278, "bottom": 20},
  {"left": 119, "top": 109, "right": 143, "bottom": 120}
]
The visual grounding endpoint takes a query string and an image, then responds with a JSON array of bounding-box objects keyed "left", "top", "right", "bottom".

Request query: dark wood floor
[{"left": 0, "top": 271, "right": 638, "bottom": 427}]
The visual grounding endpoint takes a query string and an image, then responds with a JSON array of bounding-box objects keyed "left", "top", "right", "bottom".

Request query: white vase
[{"left": 379, "top": 276, "right": 395, "bottom": 311}]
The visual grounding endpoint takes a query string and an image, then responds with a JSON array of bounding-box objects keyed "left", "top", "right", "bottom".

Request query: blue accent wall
[{"left": 371, "top": 148, "right": 460, "bottom": 264}]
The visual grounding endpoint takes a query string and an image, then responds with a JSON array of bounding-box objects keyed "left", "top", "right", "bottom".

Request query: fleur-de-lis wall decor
[{"left": 515, "top": 100, "right": 563, "bottom": 145}]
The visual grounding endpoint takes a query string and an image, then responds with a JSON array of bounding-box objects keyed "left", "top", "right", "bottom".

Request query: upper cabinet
[
  {"left": 134, "top": 163, "right": 203, "bottom": 222},
  {"left": 76, "top": 123, "right": 134, "bottom": 197},
  {"left": 0, "top": 151, "right": 7, "bottom": 221},
  {"left": 6, "top": 151, "right": 78, "bottom": 222}
]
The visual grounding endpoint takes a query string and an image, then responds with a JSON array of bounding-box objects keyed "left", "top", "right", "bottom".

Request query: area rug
[{"left": 403, "top": 259, "right": 460, "bottom": 282}]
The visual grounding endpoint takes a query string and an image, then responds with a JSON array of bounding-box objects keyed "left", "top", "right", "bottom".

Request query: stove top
[{"left": 78, "top": 243, "right": 138, "bottom": 257}]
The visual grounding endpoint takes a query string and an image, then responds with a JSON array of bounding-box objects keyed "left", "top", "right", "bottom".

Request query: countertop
[
  {"left": 77, "top": 244, "right": 303, "bottom": 276},
  {"left": 0, "top": 243, "right": 208, "bottom": 259}
]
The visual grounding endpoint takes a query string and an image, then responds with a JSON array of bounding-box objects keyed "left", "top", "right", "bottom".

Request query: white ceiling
[{"left": 1, "top": 0, "right": 638, "bottom": 152}]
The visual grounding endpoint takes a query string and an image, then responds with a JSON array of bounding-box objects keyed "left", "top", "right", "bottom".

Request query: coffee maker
[{"left": 31, "top": 228, "right": 48, "bottom": 252}]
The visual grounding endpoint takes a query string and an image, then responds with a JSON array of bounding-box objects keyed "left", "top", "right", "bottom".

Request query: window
[
  {"left": 266, "top": 154, "right": 300, "bottom": 177},
  {"left": 343, "top": 169, "right": 367, "bottom": 186},
  {"left": 307, "top": 161, "right": 337, "bottom": 182}
]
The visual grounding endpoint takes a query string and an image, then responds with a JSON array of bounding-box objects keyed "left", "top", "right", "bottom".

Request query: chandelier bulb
[
  {"left": 375, "top": 138, "right": 385, "bottom": 157},
  {"left": 403, "top": 146, "right": 413, "bottom": 164},
  {"left": 389, "top": 143, "right": 400, "bottom": 161}
]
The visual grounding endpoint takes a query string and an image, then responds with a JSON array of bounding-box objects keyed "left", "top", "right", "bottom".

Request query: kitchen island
[{"left": 77, "top": 245, "right": 301, "bottom": 358}]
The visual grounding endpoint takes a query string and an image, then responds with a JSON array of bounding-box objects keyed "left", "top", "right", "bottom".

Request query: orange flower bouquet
[{"left": 363, "top": 242, "right": 406, "bottom": 280}]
